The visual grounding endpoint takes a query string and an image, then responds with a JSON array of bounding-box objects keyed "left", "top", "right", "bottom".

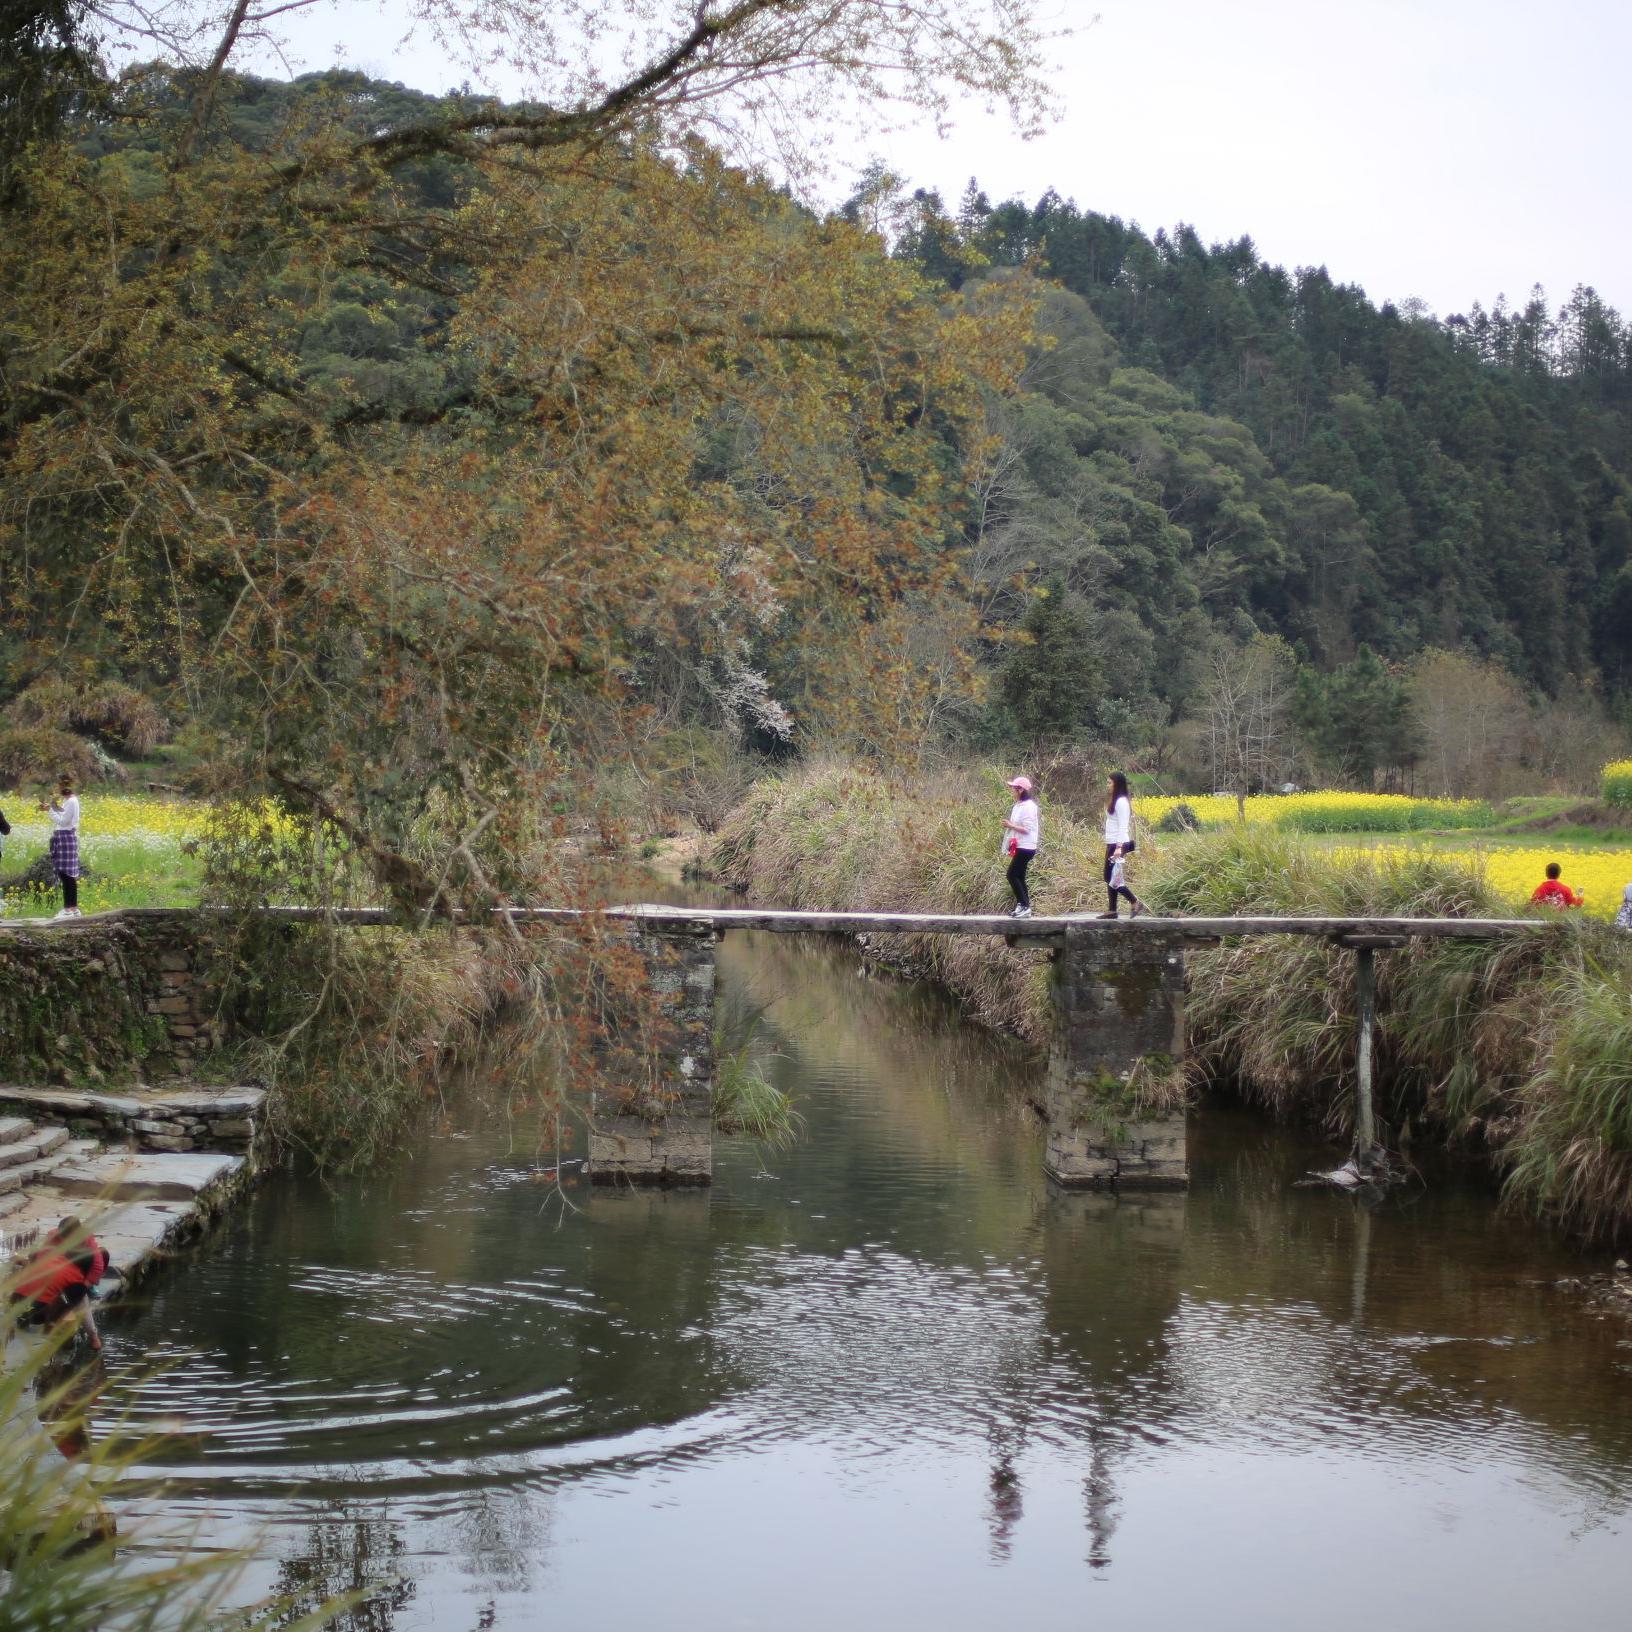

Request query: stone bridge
[
  {"left": 1, "top": 905, "right": 1544, "bottom": 1194},
  {"left": 571, "top": 906, "right": 1543, "bottom": 1192}
]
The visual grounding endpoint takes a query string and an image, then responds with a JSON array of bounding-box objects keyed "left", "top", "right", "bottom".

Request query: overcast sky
[{"left": 259, "top": 0, "right": 1632, "bottom": 320}]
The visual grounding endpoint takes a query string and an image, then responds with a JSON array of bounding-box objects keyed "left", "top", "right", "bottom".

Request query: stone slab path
[{"left": 0, "top": 1105, "right": 251, "bottom": 1295}]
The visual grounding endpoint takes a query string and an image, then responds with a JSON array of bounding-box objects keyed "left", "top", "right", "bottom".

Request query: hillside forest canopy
[{"left": 3, "top": 3, "right": 1631, "bottom": 915}]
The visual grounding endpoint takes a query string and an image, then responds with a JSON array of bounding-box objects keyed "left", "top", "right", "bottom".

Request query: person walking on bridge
[
  {"left": 1098, "top": 771, "right": 1146, "bottom": 920},
  {"left": 1002, "top": 775, "right": 1040, "bottom": 918}
]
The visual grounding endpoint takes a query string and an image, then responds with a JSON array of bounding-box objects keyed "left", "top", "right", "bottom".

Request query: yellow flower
[{"left": 1138, "top": 791, "right": 1492, "bottom": 834}]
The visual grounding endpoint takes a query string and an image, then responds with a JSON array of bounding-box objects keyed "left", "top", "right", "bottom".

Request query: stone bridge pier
[
  {"left": 587, "top": 914, "right": 1192, "bottom": 1191},
  {"left": 586, "top": 919, "right": 717, "bottom": 1186},
  {"left": 1043, "top": 929, "right": 1188, "bottom": 1190}
]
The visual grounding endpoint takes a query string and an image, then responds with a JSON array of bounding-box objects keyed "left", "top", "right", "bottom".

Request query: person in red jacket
[
  {"left": 1531, "top": 862, "right": 1585, "bottom": 909},
  {"left": 9, "top": 1221, "right": 102, "bottom": 1351}
]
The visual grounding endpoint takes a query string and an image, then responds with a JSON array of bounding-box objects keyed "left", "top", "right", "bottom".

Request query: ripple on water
[{"left": 106, "top": 1247, "right": 758, "bottom": 1492}]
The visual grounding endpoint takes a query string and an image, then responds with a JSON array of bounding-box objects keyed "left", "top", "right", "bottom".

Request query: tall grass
[
  {"left": 1145, "top": 829, "right": 1563, "bottom": 1138},
  {"left": 713, "top": 1054, "right": 803, "bottom": 1147},
  {"left": 1506, "top": 961, "right": 1632, "bottom": 1236},
  {"left": 713, "top": 763, "right": 1632, "bottom": 1239}
]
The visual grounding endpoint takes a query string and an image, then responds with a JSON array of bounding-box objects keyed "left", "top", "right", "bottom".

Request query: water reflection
[{"left": 97, "top": 932, "right": 1632, "bottom": 1631}]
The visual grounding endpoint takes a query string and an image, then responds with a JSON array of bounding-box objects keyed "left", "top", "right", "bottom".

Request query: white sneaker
[
  {"left": 53, "top": 909, "right": 72, "bottom": 921},
  {"left": 1012, "top": 905, "right": 1033, "bottom": 918}
]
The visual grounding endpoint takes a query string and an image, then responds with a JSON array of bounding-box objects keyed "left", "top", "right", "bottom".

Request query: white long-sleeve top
[
  {"left": 1007, "top": 798, "right": 1040, "bottom": 851},
  {"left": 48, "top": 794, "right": 80, "bottom": 832},
  {"left": 1103, "top": 794, "right": 1132, "bottom": 847}
]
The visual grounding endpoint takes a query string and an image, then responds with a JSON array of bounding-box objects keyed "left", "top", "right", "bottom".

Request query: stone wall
[
  {"left": 587, "top": 921, "right": 716, "bottom": 1186},
  {"left": 1045, "top": 932, "right": 1189, "bottom": 1190},
  {"left": 0, "top": 911, "right": 230, "bottom": 1085},
  {"left": 0, "top": 1085, "right": 262, "bottom": 1154}
]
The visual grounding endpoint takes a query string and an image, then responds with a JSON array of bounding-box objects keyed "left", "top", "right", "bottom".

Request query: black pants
[
  {"left": 58, "top": 872, "right": 77, "bottom": 910},
  {"left": 1104, "top": 843, "right": 1138, "bottom": 911},
  {"left": 1007, "top": 848, "right": 1036, "bottom": 909}
]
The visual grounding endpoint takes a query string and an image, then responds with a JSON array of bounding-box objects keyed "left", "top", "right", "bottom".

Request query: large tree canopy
[{"left": 0, "top": 54, "right": 1037, "bottom": 905}]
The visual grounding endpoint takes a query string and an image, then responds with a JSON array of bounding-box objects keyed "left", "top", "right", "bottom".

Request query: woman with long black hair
[{"left": 1098, "top": 771, "right": 1146, "bottom": 920}]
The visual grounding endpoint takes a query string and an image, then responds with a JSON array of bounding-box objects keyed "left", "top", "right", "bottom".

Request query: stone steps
[
  {"left": 0, "top": 1124, "right": 68, "bottom": 1172},
  {"left": 0, "top": 1097, "right": 250, "bottom": 1297},
  {"left": 0, "top": 1142, "right": 98, "bottom": 1196},
  {"left": 0, "top": 1084, "right": 263, "bottom": 1154}
]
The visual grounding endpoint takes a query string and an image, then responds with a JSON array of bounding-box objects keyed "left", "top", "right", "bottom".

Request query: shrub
[
  {"left": 5, "top": 679, "right": 168, "bottom": 757},
  {"left": 1154, "top": 801, "right": 1198, "bottom": 834},
  {"left": 0, "top": 727, "right": 103, "bottom": 790},
  {"left": 1603, "top": 759, "right": 1632, "bottom": 809}
]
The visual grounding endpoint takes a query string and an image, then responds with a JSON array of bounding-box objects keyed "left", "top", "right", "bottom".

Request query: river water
[{"left": 103, "top": 931, "right": 1632, "bottom": 1630}]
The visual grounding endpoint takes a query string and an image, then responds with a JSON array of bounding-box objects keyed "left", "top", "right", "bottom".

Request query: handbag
[{"left": 1108, "top": 854, "right": 1126, "bottom": 890}]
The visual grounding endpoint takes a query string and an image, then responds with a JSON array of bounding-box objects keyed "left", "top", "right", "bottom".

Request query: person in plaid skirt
[{"left": 40, "top": 774, "right": 82, "bottom": 918}]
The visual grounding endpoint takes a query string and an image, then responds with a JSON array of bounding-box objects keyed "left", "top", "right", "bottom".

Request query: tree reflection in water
[{"left": 272, "top": 1501, "right": 413, "bottom": 1631}]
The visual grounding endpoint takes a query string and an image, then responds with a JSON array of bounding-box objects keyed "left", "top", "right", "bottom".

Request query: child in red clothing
[
  {"left": 1530, "top": 862, "right": 1585, "bottom": 909},
  {"left": 8, "top": 1218, "right": 106, "bottom": 1351}
]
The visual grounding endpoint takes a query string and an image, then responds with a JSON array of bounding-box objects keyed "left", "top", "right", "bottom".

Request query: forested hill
[
  {"left": 885, "top": 184, "right": 1632, "bottom": 717},
  {"left": 4, "top": 59, "right": 1629, "bottom": 835}
]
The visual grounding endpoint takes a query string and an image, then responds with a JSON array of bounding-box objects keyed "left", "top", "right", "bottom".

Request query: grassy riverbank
[{"left": 712, "top": 764, "right": 1632, "bottom": 1238}]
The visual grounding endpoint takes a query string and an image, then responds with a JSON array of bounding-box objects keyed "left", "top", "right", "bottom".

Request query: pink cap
[{"left": 1007, "top": 775, "right": 1032, "bottom": 793}]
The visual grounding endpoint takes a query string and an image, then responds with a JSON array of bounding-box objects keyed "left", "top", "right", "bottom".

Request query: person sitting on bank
[{"left": 1530, "top": 862, "right": 1585, "bottom": 910}]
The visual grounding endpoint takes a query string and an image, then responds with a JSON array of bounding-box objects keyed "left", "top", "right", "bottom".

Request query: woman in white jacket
[
  {"left": 1098, "top": 771, "right": 1146, "bottom": 920},
  {"left": 1001, "top": 775, "right": 1041, "bottom": 917},
  {"left": 40, "top": 775, "right": 82, "bottom": 919}
]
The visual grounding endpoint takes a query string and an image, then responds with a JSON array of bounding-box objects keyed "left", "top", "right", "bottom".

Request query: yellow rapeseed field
[
  {"left": 1323, "top": 841, "right": 1629, "bottom": 921},
  {"left": 1139, "top": 790, "right": 1492, "bottom": 833},
  {"left": 1460, "top": 846, "right": 1628, "bottom": 921},
  {"left": 3, "top": 795, "right": 203, "bottom": 847},
  {"left": 0, "top": 795, "right": 300, "bottom": 915},
  {"left": 1130, "top": 790, "right": 1627, "bottom": 921}
]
